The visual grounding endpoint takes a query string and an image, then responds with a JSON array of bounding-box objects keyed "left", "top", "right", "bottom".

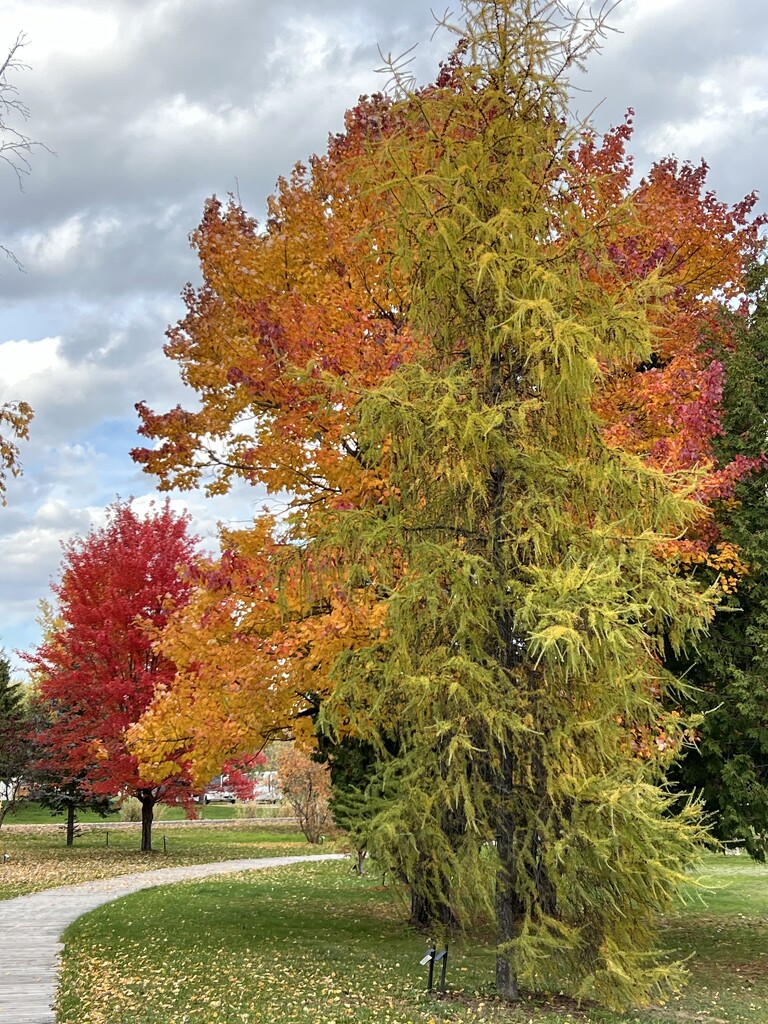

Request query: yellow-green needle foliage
[{"left": 320, "top": 0, "right": 716, "bottom": 1010}]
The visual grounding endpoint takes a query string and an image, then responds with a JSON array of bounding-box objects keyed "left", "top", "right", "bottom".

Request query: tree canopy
[{"left": 28, "top": 500, "right": 199, "bottom": 851}]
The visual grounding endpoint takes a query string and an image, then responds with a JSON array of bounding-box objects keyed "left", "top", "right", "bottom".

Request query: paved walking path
[{"left": 0, "top": 854, "right": 345, "bottom": 1024}]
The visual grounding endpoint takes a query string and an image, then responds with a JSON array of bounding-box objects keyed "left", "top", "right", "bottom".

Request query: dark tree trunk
[
  {"left": 487, "top": 406, "right": 522, "bottom": 1000},
  {"left": 354, "top": 848, "right": 367, "bottom": 875},
  {"left": 495, "top": 748, "right": 521, "bottom": 1001},
  {"left": 531, "top": 749, "right": 558, "bottom": 920},
  {"left": 66, "top": 803, "right": 76, "bottom": 846},
  {"left": 410, "top": 889, "right": 434, "bottom": 928},
  {"left": 408, "top": 862, "right": 456, "bottom": 929},
  {"left": 138, "top": 789, "right": 156, "bottom": 852}
]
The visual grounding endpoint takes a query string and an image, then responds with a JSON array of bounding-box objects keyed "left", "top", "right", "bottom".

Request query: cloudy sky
[{"left": 0, "top": 0, "right": 766, "bottom": 672}]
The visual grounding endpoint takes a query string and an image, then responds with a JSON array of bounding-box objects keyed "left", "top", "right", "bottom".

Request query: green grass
[
  {"left": 4, "top": 802, "right": 122, "bottom": 824},
  {"left": 55, "top": 854, "right": 768, "bottom": 1024},
  {"left": 5, "top": 799, "right": 287, "bottom": 824},
  {"left": 0, "top": 820, "right": 324, "bottom": 899},
  {"left": 658, "top": 857, "right": 768, "bottom": 1024}
]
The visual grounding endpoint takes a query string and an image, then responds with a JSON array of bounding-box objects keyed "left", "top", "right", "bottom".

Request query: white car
[{"left": 203, "top": 789, "right": 236, "bottom": 804}]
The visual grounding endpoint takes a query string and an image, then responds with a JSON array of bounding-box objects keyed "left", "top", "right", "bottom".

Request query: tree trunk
[
  {"left": 410, "top": 888, "right": 434, "bottom": 928},
  {"left": 66, "top": 803, "right": 76, "bottom": 846},
  {"left": 488, "top": 399, "right": 522, "bottom": 1000},
  {"left": 354, "top": 848, "right": 367, "bottom": 875},
  {"left": 0, "top": 779, "right": 20, "bottom": 828},
  {"left": 139, "top": 789, "right": 155, "bottom": 852},
  {"left": 408, "top": 857, "right": 457, "bottom": 929},
  {"left": 531, "top": 748, "right": 558, "bottom": 920},
  {"left": 495, "top": 748, "right": 521, "bottom": 1001}
]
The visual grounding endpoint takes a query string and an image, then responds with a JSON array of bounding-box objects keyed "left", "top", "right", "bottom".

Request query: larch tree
[
  {"left": 27, "top": 500, "right": 198, "bottom": 852},
  {"left": 314, "top": 0, "right": 716, "bottom": 1007}
]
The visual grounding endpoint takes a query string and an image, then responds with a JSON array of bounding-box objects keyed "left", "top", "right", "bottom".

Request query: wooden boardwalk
[{"left": 0, "top": 854, "right": 344, "bottom": 1023}]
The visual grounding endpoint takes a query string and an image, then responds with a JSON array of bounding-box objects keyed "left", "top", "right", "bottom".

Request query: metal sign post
[{"left": 419, "top": 946, "right": 449, "bottom": 993}]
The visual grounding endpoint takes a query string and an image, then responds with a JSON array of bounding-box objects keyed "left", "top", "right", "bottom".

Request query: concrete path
[{"left": 0, "top": 854, "right": 345, "bottom": 1024}]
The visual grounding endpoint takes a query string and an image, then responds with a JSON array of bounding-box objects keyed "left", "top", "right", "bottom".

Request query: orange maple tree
[
  {"left": 572, "top": 115, "right": 767, "bottom": 587},
  {"left": 129, "top": 515, "right": 387, "bottom": 784},
  {"left": 133, "top": 95, "right": 416, "bottom": 519},
  {"left": 129, "top": 99, "right": 409, "bottom": 780}
]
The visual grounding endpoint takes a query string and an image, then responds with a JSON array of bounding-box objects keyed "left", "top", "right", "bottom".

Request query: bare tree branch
[{"left": 0, "top": 32, "right": 52, "bottom": 269}]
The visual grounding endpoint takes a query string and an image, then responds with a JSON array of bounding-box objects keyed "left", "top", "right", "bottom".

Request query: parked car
[{"left": 202, "top": 789, "right": 236, "bottom": 804}]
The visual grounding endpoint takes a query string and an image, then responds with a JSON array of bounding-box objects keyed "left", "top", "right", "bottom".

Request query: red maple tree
[{"left": 27, "top": 499, "right": 199, "bottom": 851}]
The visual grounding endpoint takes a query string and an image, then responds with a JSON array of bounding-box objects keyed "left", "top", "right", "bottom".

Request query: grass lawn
[
  {"left": 5, "top": 799, "right": 286, "bottom": 825},
  {"left": 0, "top": 820, "right": 321, "bottom": 900},
  {"left": 55, "top": 854, "right": 768, "bottom": 1024}
]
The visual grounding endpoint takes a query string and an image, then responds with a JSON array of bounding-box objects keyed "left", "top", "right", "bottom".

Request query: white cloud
[
  {"left": 0, "top": 336, "right": 63, "bottom": 390},
  {"left": 642, "top": 53, "right": 768, "bottom": 162},
  {"left": 128, "top": 94, "right": 250, "bottom": 146},
  {"left": 3, "top": 3, "right": 120, "bottom": 60},
  {"left": 613, "top": 0, "right": 692, "bottom": 26},
  {"left": 34, "top": 497, "right": 77, "bottom": 525},
  {"left": 26, "top": 214, "right": 84, "bottom": 267}
]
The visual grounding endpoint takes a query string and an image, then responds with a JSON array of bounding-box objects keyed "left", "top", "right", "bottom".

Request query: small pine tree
[
  {"left": 0, "top": 652, "right": 32, "bottom": 827},
  {"left": 28, "top": 696, "right": 113, "bottom": 845}
]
